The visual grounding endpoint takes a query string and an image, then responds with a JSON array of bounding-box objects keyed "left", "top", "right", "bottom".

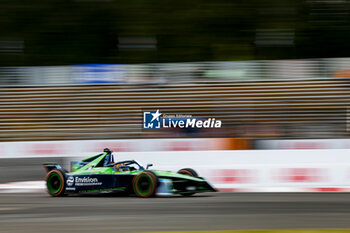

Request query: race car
[{"left": 43, "top": 148, "right": 216, "bottom": 197}]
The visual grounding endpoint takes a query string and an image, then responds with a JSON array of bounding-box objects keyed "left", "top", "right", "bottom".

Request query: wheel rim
[{"left": 47, "top": 173, "right": 62, "bottom": 194}]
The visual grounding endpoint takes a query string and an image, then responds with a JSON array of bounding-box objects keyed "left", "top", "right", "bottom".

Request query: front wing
[{"left": 157, "top": 178, "right": 217, "bottom": 196}]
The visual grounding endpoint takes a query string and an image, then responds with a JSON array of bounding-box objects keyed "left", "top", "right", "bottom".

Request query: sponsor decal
[
  {"left": 212, "top": 169, "right": 256, "bottom": 184},
  {"left": 143, "top": 110, "right": 222, "bottom": 129},
  {"left": 278, "top": 168, "right": 325, "bottom": 183},
  {"left": 66, "top": 176, "right": 74, "bottom": 186},
  {"left": 74, "top": 177, "right": 102, "bottom": 186}
]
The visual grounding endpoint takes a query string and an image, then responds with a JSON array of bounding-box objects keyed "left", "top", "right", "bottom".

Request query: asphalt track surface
[{"left": 1, "top": 193, "right": 350, "bottom": 233}]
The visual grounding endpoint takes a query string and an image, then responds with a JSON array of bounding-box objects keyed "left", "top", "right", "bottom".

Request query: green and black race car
[{"left": 43, "top": 148, "right": 216, "bottom": 197}]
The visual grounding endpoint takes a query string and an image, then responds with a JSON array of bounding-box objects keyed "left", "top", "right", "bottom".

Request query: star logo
[{"left": 151, "top": 109, "right": 162, "bottom": 122}]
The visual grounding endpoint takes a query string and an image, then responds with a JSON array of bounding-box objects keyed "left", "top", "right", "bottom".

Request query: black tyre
[
  {"left": 177, "top": 168, "right": 198, "bottom": 196},
  {"left": 133, "top": 171, "right": 158, "bottom": 198},
  {"left": 46, "top": 169, "right": 66, "bottom": 197},
  {"left": 177, "top": 168, "right": 198, "bottom": 177}
]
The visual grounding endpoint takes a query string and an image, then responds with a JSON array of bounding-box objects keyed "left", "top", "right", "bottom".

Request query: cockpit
[
  {"left": 114, "top": 161, "right": 144, "bottom": 172},
  {"left": 71, "top": 148, "right": 153, "bottom": 172}
]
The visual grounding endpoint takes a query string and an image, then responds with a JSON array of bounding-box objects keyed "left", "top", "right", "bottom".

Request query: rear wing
[{"left": 42, "top": 163, "right": 63, "bottom": 173}]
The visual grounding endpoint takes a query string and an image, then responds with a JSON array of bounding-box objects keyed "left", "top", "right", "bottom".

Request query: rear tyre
[
  {"left": 177, "top": 168, "right": 198, "bottom": 196},
  {"left": 133, "top": 171, "right": 158, "bottom": 198},
  {"left": 46, "top": 169, "right": 66, "bottom": 197}
]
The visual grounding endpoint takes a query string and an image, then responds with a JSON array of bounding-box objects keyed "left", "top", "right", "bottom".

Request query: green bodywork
[
  {"left": 71, "top": 152, "right": 204, "bottom": 182},
  {"left": 56, "top": 152, "right": 217, "bottom": 195}
]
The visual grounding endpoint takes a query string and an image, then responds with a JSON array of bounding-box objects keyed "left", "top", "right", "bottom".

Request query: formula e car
[{"left": 43, "top": 148, "right": 216, "bottom": 197}]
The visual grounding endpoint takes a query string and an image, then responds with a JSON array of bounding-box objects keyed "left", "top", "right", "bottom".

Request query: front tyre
[
  {"left": 46, "top": 169, "right": 66, "bottom": 197},
  {"left": 177, "top": 168, "right": 198, "bottom": 177},
  {"left": 133, "top": 171, "right": 158, "bottom": 198}
]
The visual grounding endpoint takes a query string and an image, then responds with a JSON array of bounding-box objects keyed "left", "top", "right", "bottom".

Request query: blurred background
[
  {"left": 1, "top": 0, "right": 350, "bottom": 142},
  {"left": 2, "top": 0, "right": 350, "bottom": 232},
  {"left": 1, "top": 0, "right": 350, "bottom": 182},
  {"left": 1, "top": 0, "right": 350, "bottom": 173}
]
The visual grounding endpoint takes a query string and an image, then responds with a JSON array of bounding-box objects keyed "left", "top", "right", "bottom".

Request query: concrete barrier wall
[
  {"left": 255, "top": 139, "right": 350, "bottom": 150},
  {"left": 113, "top": 149, "right": 350, "bottom": 191},
  {"left": 1, "top": 138, "right": 349, "bottom": 191}
]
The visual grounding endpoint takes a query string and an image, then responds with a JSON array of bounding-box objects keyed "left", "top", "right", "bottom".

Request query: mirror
[{"left": 146, "top": 163, "right": 153, "bottom": 169}]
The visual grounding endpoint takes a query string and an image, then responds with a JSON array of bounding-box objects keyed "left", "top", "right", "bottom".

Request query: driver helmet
[
  {"left": 115, "top": 163, "right": 122, "bottom": 169},
  {"left": 116, "top": 163, "right": 130, "bottom": 171}
]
